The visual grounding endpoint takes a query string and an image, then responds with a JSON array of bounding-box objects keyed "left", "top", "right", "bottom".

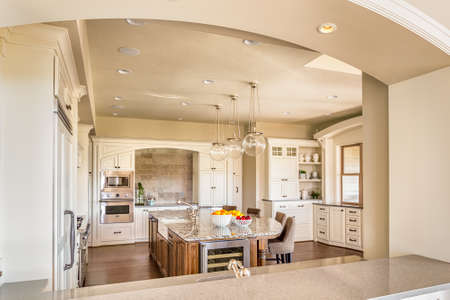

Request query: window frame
[{"left": 340, "top": 143, "right": 363, "bottom": 206}]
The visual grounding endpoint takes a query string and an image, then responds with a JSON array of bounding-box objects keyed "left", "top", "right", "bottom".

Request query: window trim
[{"left": 340, "top": 143, "right": 363, "bottom": 207}]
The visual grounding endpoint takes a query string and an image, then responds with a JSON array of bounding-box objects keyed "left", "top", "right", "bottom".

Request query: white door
[
  {"left": 117, "top": 151, "right": 133, "bottom": 169},
  {"left": 100, "top": 154, "right": 116, "bottom": 170},
  {"left": 284, "top": 180, "right": 298, "bottom": 199},
  {"left": 329, "top": 207, "right": 346, "bottom": 244},
  {"left": 199, "top": 171, "right": 213, "bottom": 206},
  {"left": 270, "top": 180, "right": 283, "bottom": 199},
  {"left": 213, "top": 171, "right": 226, "bottom": 206},
  {"left": 55, "top": 118, "right": 76, "bottom": 290}
]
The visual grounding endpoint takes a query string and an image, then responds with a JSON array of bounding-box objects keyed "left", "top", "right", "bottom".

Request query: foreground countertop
[
  {"left": 149, "top": 208, "right": 283, "bottom": 242},
  {"left": 2, "top": 255, "right": 449, "bottom": 300}
]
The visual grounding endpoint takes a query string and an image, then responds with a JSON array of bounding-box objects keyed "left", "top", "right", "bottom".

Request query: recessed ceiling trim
[
  {"left": 305, "top": 55, "right": 361, "bottom": 75},
  {"left": 348, "top": 0, "right": 450, "bottom": 54}
]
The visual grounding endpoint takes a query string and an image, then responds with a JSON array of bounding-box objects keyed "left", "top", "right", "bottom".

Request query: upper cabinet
[{"left": 100, "top": 151, "right": 134, "bottom": 170}]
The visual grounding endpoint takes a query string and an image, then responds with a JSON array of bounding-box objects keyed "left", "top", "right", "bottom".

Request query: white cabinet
[
  {"left": 267, "top": 142, "right": 299, "bottom": 200},
  {"left": 135, "top": 207, "right": 149, "bottom": 242},
  {"left": 100, "top": 223, "right": 134, "bottom": 244},
  {"left": 227, "top": 158, "right": 242, "bottom": 209},
  {"left": 100, "top": 151, "right": 134, "bottom": 170},
  {"left": 314, "top": 204, "right": 363, "bottom": 251},
  {"left": 198, "top": 154, "right": 227, "bottom": 207},
  {"left": 263, "top": 200, "right": 313, "bottom": 242},
  {"left": 269, "top": 178, "right": 298, "bottom": 200},
  {"left": 329, "top": 207, "right": 346, "bottom": 246}
]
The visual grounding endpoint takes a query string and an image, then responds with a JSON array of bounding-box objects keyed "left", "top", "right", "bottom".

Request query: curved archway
[{"left": 0, "top": 0, "right": 448, "bottom": 84}]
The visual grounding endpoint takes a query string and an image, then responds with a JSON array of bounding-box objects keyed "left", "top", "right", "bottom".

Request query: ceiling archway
[{"left": 0, "top": 0, "right": 448, "bottom": 84}]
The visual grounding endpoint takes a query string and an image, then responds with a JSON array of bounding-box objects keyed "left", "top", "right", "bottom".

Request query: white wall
[
  {"left": 323, "top": 126, "right": 363, "bottom": 203},
  {"left": 0, "top": 43, "right": 55, "bottom": 284},
  {"left": 389, "top": 66, "right": 450, "bottom": 262}
]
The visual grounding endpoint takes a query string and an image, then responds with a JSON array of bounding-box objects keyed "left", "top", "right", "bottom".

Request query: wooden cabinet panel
[
  {"left": 329, "top": 207, "right": 346, "bottom": 245},
  {"left": 149, "top": 217, "right": 157, "bottom": 259}
]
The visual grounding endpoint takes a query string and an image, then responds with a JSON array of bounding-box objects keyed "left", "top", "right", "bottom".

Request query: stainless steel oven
[
  {"left": 101, "top": 170, "right": 133, "bottom": 193},
  {"left": 200, "top": 239, "right": 250, "bottom": 273},
  {"left": 100, "top": 192, "right": 134, "bottom": 224}
]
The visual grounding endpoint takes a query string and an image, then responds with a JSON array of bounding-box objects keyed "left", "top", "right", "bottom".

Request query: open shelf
[
  {"left": 299, "top": 162, "right": 321, "bottom": 165},
  {"left": 299, "top": 179, "right": 322, "bottom": 183}
]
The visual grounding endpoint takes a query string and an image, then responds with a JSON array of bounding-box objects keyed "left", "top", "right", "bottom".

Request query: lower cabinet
[
  {"left": 135, "top": 207, "right": 149, "bottom": 242},
  {"left": 263, "top": 200, "right": 314, "bottom": 242},
  {"left": 99, "top": 223, "right": 134, "bottom": 245},
  {"left": 314, "top": 204, "right": 363, "bottom": 251}
]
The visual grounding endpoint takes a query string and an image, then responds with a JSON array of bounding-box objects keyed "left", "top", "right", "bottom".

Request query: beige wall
[
  {"left": 362, "top": 73, "right": 389, "bottom": 260},
  {"left": 135, "top": 148, "right": 194, "bottom": 203},
  {"left": 389, "top": 66, "right": 450, "bottom": 262}
]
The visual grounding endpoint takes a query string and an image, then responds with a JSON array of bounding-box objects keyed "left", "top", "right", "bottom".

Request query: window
[
  {"left": 286, "top": 147, "right": 297, "bottom": 157},
  {"left": 272, "top": 146, "right": 283, "bottom": 157},
  {"left": 341, "top": 143, "right": 362, "bottom": 206}
]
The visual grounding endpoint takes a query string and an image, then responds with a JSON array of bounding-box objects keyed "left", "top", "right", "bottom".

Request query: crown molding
[{"left": 349, "top": 0, "right": 450, "bottom": 54}]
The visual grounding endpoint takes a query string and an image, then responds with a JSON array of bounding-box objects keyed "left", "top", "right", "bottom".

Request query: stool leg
[
  {"left": 276, "top": 254, "right": 280, "bottom": 264},
  {"left": 281, "top": 254, "right": 285, "bottom": 263},
  {"left": 287, "top": 253, "right": 291, "bottom": 263}
]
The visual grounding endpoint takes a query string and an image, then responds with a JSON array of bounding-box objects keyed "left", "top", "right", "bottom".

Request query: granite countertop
[
  {"left": 262, "top": 199, "right": 321, "bottom": 203},
  {"left": 2, "top": 255, "right": 449, "bottom": 300},
  {"left": 149, "top": 208, "right": 283, "bottom": 242},
  {"left": 314, "top": 202, "right": 363, "bottom": 209},
  {"left": 135, "top": 203, "right": 198, "bottom": 211}
]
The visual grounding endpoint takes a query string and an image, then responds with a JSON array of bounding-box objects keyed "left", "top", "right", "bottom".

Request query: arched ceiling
[{"left": 1, "top": 0, "right": 449, "bottom": 85}]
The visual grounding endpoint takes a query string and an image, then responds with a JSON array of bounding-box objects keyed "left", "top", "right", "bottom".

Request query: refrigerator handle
[{"left": 64, "top": 210, "right": 75, "bottom": 271}]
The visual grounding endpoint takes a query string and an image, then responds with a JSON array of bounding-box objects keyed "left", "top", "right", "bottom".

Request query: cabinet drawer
[
  {"left": 346, "top": 226, "right": 361, "bottom": 236},
  {"left": 346, "top": 215, "right": 361, "bottom": 227},
  {"left": 316, "top": 205, "right": 329, "bottom": 214},
  {"left": 317, "top": 214, "right": 328, "bottom": 226},
  {"left": 101, "top": 225, "right": 132, "bottom": 241},
  {"left": 346, "top": 234, "right": 361, "bottom": 247},
  {"left": 346, "top": 208, "right": 361, "bottom": 217},
  {"left": 316, "top": 225, "right": 328, "bottom": 240}
]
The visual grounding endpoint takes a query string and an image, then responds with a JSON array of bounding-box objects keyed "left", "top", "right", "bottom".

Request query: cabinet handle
[
  {"left": 349, "top": 229, "right": 357, "bottom": 232},
  {"left": 298, "top": 204, "right": 304, "bottom": 208},
  {"left": 319, "top": 231, "right": 325, "bottom": 234},
  {"left": 319, "top": 217, "right": 325, "bottom": 221},
  {"left": 211, "top": 167, "right": 216, "bottom": 170},
  {"left": 235, "top": 187, "right": 239, "bottom": 193},
  {"left": 113, "top": 231, "right": 122, "bottom": 235},
  {"left": 349, "top": 210, "right": 357, "bottom": 214},
  {"left": 349, "top": 218, "right": 357, "bottom": 222},
  {"left": 341, "top": 209, "right": 344, "bottom": 212},
  {"left": 282, "top": 195, "right": 287, "bottom": 198},
  {"left": 349, "top": 238, "right": 357, "bottom": 242},
  {"left": 279, "top": 205, "right": 287, "bottom": 208},
  {"left": 319, "top": 208, "right": 326, "bottom": 211},
  {"left": 66, "top": 104, "right": 72, "bottom": 111}
]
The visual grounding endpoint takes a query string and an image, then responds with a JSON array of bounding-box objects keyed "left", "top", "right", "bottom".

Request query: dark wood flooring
[{"left": 86, "top": 241, "right": 362, "bottom": 286}]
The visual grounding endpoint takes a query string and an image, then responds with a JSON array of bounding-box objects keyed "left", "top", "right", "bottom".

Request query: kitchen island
[{"left": 148, "top": 208, "right": 283, "bottom": 277}]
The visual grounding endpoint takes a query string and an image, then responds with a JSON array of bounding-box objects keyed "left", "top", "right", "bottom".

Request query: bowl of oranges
[{"left": 211, "top": 209, "right": 243, "bottom": 227}]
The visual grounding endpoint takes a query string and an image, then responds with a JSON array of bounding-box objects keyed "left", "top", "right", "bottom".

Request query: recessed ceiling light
[
  {"left": 180, "top": 101, "right": 191, "bottom": 106},
  {"left": 111, "top": 105, "right": 125, "bottom": 109},
  {"left": 282, "top": 112, "right": 290, "bottom": 116},
  {"left": 202, "top": 79, "right": 215, "bottom": 85},
  {"left": 177, "top": 117, "right": 183, "bottom": 121},
  {"left": 125, "top": 19, "right": 145, "bottom": 26},
  {"left": 118, "top": 47, "right": 141, "bottom": 56},
  {"left": 317, "top": 23, "right": 337, "bottom": 34},
  {"left": 112, "top": 112, "right": 119, "bottom": 116},
  {"left": 114, "top": 96, "right": 122, "bottom": 101},
  {"left": 117, "top": 68, "right": 131, "bottom": 74},
  {"left": 243, "top": 39, "right": 259, "bottom": 46},
  {"left": 327, "top": 95, "right": 338, "bottom": 100}
]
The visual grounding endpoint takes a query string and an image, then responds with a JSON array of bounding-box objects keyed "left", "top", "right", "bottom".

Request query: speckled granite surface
[{"left": 149, "top": 208, "right": 283, "bottom": 242}]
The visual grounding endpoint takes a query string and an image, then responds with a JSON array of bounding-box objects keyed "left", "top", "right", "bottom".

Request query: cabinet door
[
  {"left": 270, "top": 180, "right": 283, "bottom": 199},
  {"left": 213, "top": 171, "right": 226, "bottom": 206},
  {"left": 117, "top": 151, "right": 133, "bottom": 169},
  {"left": 100, "top": 154, "right": 116, "bottom": 170},
  {"left": 135, "top": 208, "right": 144, "bottom": 240},
  {"left": 230, "top": 158, "right": 241, "bottom": 176},
  {"left": 168, "top": 239, "right": 176, "bottom": 276},
  {"left": 270, "top": 157, "right": 286, "bottom": 180},
  {"left": 329, "top": 207, "right": 346, "bottom": 244},
  {"left": 198, "top": 153, "right": 212, "bottom": 171},
  {"left": 284, "top": 180, "right": 298, "bottom": 199},
  {"left": 284, "top": 158, "right": 298, "bottom": 180},
  {"left": 212, "top": 159, "right": 226, "bottom": 171},
  {"left": 198, "top": 171, "right": 213, "bottom": 206},
  {"left": 231, "top": 174, "right": 242, "bottom": 207}
]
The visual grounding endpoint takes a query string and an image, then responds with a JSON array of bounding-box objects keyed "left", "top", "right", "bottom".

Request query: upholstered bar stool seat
[
  {"left": 268, "top": 216, "right": 295, "bottom": 263},
  {"left": 223, "top": 205, "right": 237, "bottom": 211}
]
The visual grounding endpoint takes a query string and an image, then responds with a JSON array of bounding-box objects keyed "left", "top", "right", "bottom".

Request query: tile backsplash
[{"left": 135, "top": 148, "right": 193, "bottom": 203}]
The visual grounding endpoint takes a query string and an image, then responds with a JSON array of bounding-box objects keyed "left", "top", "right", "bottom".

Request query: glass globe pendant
[
  {"left": 209, "top": 105, "right": 229, "bottom": 161},
  {"left": 227, "top": 137, "right": 243, "bottom": 159},
  {"left": 225, "top": 95, "right": 244, "bottom": 159},
  {"left": 243, "top": 82, "right": 266, "bottom": 156}
]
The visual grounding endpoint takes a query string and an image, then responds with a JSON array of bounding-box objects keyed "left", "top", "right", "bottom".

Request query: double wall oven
[{"left": 100, "top": 170, "right": 134, "bottom": 224}]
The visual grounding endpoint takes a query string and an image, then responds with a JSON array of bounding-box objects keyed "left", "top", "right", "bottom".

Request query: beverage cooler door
[{"left": 200, "top": 240, "right": 250, "bottom": 273}]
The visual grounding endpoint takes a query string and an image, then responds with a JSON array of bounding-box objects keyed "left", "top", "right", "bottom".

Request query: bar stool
[
  {"left": 275, "top": 211, "right": 287, "bottom": 227},
  {"left": 268, "top": 217, "right": 295, "bottom": 263},
  {"left": 247, "top": 208, "right": 261, "bottom": 218},
  {"left": 223, "top": 205, "right": 237, "bottom": 211}
]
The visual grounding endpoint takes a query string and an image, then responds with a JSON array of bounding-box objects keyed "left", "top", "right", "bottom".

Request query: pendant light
[
  {"left": 210, "top": 105, "right": 229, "bottom": 161},
  {"left": 226, "top": 95, "right": 244, "bottom": 159},
  {"left": 242, "top": 82, "right": 266, "bottom": 156}
]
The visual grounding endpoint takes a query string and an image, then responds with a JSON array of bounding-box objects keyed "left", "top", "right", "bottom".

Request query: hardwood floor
[
  {"left": 86, "top": 241, "right": 362, "bottom": 286},
  {"left": 86, "top": 243, "right": 163, "bottom": 286}
]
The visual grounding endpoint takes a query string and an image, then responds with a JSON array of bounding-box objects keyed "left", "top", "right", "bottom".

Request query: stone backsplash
[{"left": 135, "top": 148, "right": 194, "bottom": 203}]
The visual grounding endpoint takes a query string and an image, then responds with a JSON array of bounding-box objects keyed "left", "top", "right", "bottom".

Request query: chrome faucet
[
  {"left": 176, "top": 200, "right": 198, "bottom": 219},
  {"left": 228, "top": 259, "right": 251, "bottom": 278}
]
